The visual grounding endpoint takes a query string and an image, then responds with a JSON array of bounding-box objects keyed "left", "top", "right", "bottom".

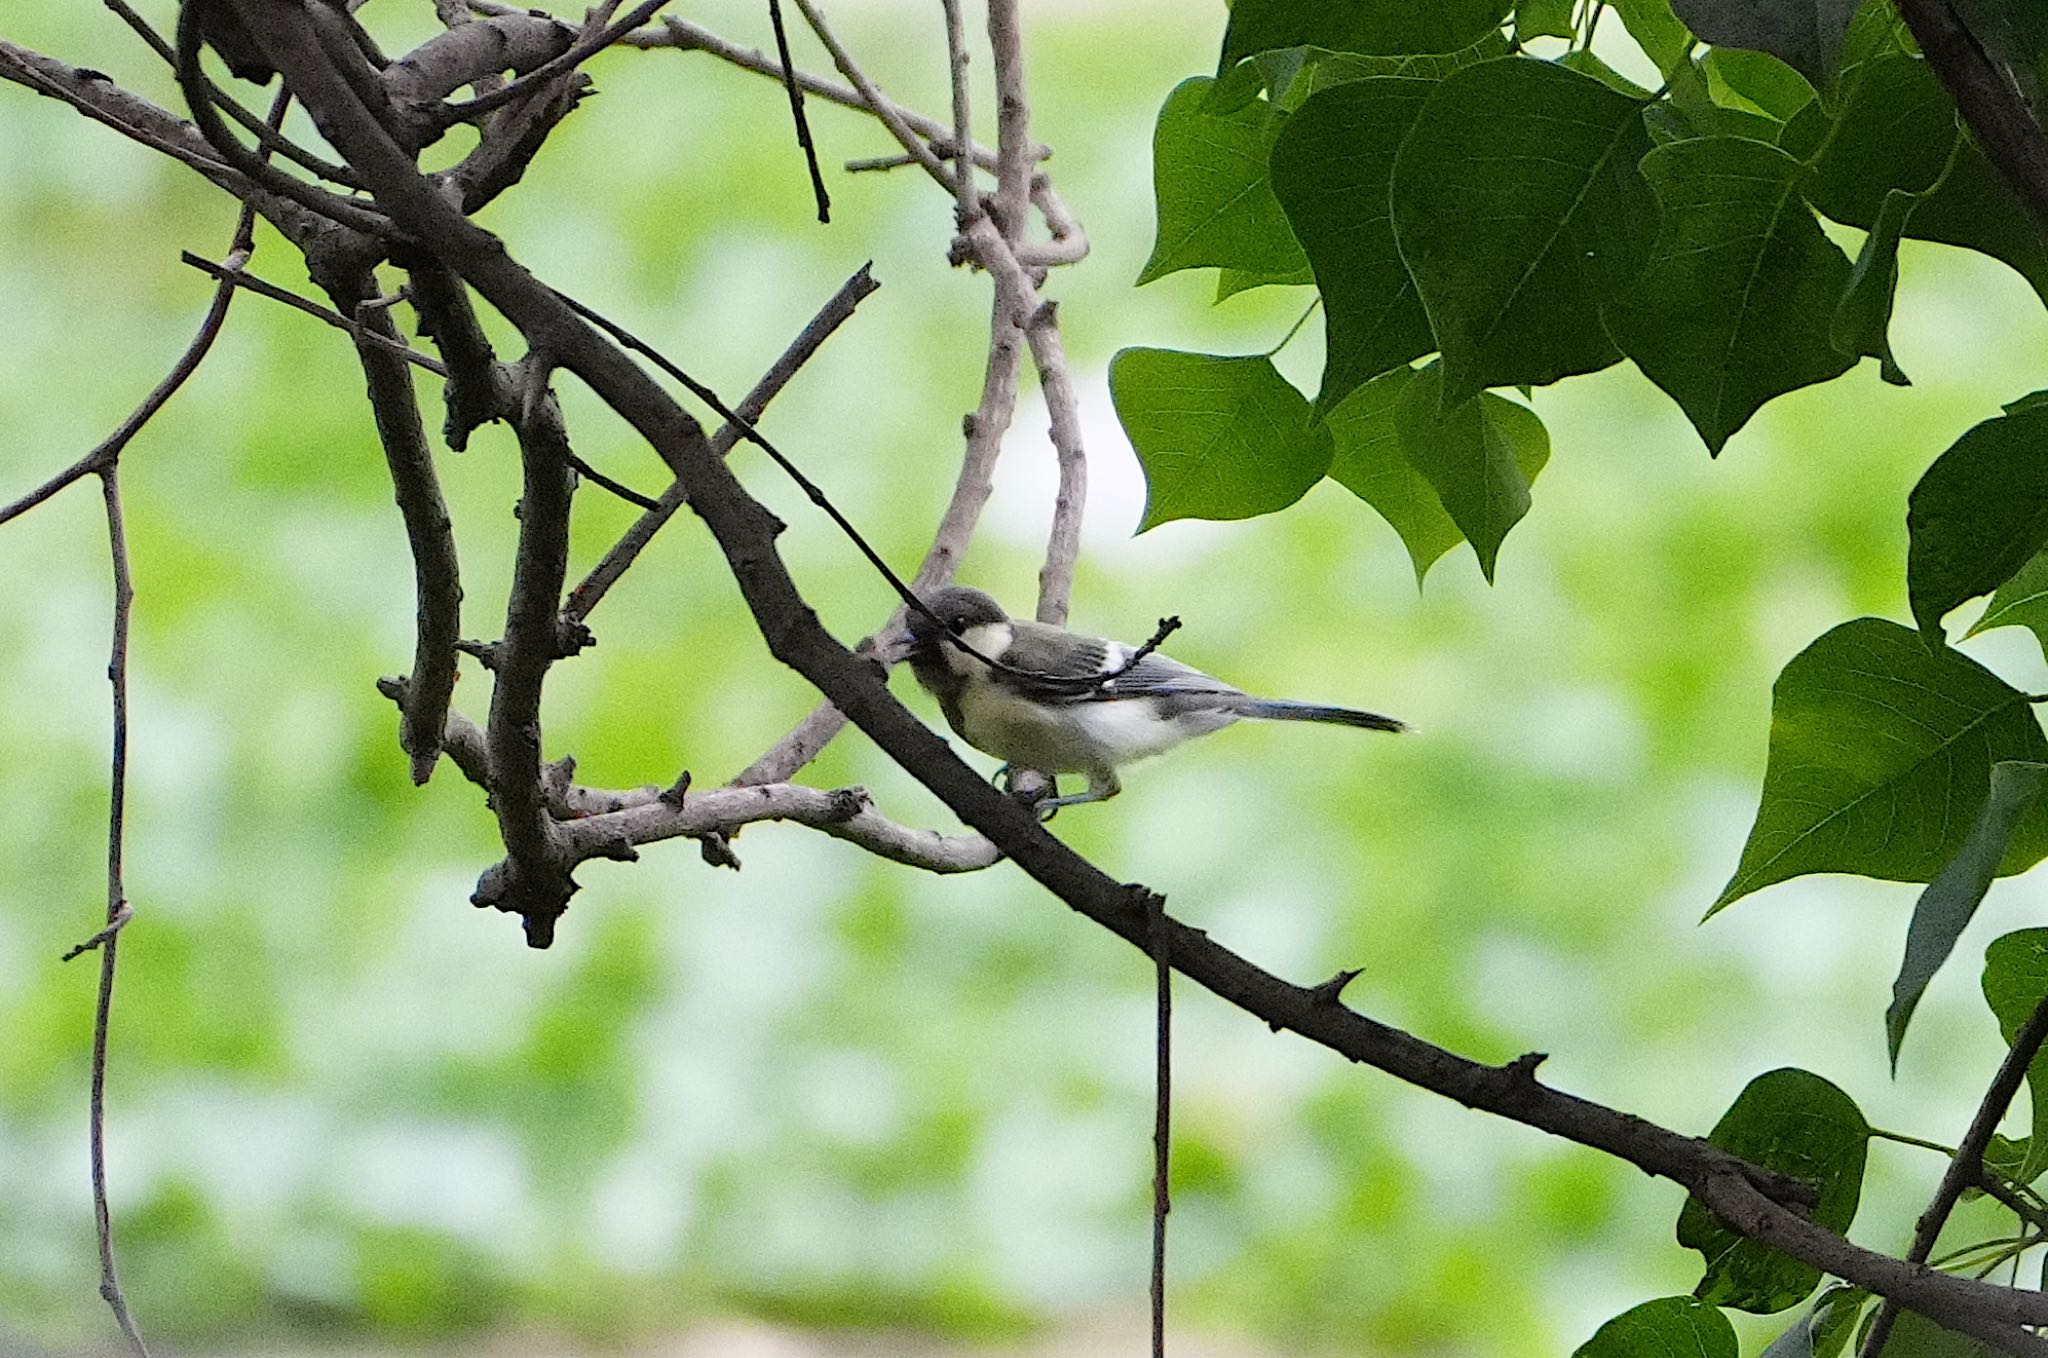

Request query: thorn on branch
[
  {"left": 659, "top": 770, "right": 692, "bottom": 807},
  {"left": 61, "top": 902, "right": 134, "bottom": 961},
  {"left": 1310, "top": 968, "right": 1363, "bottom": 1007},
  {"left": 1502, "top": 1051, "right": 1548, "bottom": 1082},
  {"left": 456, "top": 638, "right": 503, "bottom": 669},
  {"left": 554, "top": 618, "right": 595, "bottom": 658},
  {"left": 699, "top": 831, "right": 741, "bottom": 870}
]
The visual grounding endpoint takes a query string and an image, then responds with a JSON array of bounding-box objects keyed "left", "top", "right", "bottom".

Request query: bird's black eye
[{"left": 948, "top": 620, "right": 966, "bottom": 635}]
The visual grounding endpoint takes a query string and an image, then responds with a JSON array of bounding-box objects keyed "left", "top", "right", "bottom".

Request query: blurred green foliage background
[{"left": 6, "top": 2, "right": 2048, "bottom": 1355}]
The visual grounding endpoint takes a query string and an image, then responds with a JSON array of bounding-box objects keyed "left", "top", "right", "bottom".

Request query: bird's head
[{"left": 904, "top": 586, "right": 1011, "bottom": 659}]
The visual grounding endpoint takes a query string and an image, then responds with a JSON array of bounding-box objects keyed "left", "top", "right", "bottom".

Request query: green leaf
[
  {"left": 1561, "top": 49, "right": 1655, "bottom": 97},
  {"left": 1612, "top": 0, "right": 1697, "bottom": 75},
  {"left": 1831, "top": 188, "right": 1914, "bottom": 386},
  {"left": 1252, "top": 35, "right": 1513, "bottom": 112},
  {"left": 1887, "top": 761, "right": 2048, "bottom": 1067},
  {"left": 1215, "top": 264, "right": 1317, "bottom": 301},
  {"left": 1605, "top": 136, "right": 1855, "bottom": 455},
  {"left": 1572, "top": 1296, "right": 1738, "bottom": 1357},
  {"left": 1219, "top": 0, "right": 1512, "bottom": 71},
  {"left": 1322, "top": 368, "right": 1456, "bottom": 584},
  {"left": 1393, "top": 362, "right": 1550, "bottom": 582},
  {"left": 1677, "top": 1069, "right": 1869, "bottom": 1314},
  {"left": 1671, "top": 0, "right": 1859, "bottom": 88},
  {"left": 1761, "top": 1284, "right": 1868, "bottom": 1358},
  {"left": 1983, "top": 1132, "right": 2031, "bottom": 1188},
  {"left": 1704, "top": 47, "right": 1818, "bottom": 119},
  {"left": 1906, "top": 404, "right": 2048, "bottom": 640},
  {"left": 1785, "top": 54, "right": 2048, "bottom": 306},
  {"left": 1109, "top": 348, "right": 1333, "bottom": 532},
  {"left": 1655, "top": 61, "right": 1790, "bottom": 142},
  {"left": 1713, "top": 618, "right": 2048, "bottom": 912},
  {"left": 1270, "top": 78, "right": 1439, "bottom": 413},
  {"left": 1970, "top": 543, "right": 2048, "bottom": 659},
  {"left": 1390, "top": 58, "right": 1656, "bottom": 406},
  {"left": 1138, "top": 78, "right": 1308, "bottom": 286},
  {"left": 1515, "top": 0, "right": 1577, "bottom": 42},
  {"left": 1877, "top": 1309, "right": 2002, "bottom": 1356},
  {"left": 1983, "top": 931, "right": 2048, "bottom": 1185}
]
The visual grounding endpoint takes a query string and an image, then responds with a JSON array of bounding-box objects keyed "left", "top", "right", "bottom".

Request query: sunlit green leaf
[
  {"left": 1251, "top": 35, "right": 1513, "bottom": 111},
  {"left": 1139, "top": 78, "right": 1307, "bottom": 285},
  {"left": 1573, "top": 1296, "right": 1738, "bottom": 1357},
  {"left": 1704, "top": 47, "right": 1817, "bottom": 118},
  {"left": 1713, "top": 618, "right": 2048, "bottom": 912},
  {"left": 1760, "top": 1284, "right": 1867, "bottom": 1358},
  {"left": 1831, "top": 188, "right": 1914, "bottom": 386},
  {"left": 1390, "top": 58, "right": 1655, "bottom": 406},
  {"left": 1672, "top": 0, "right": 1859, "bottom": 88},
  {"left": 1612, "top": 0, "right": 1697, "bottom": 75},
  {"left": 1605, "top": 136, "right": 1855, "bottom": 455},
  {"left": 1219, "top": 0, "right": 1512, "bottom": 71},
  {"left": 1785, "top": 54, "right": 2048, "bottom": 305},
  {"left": 1109, "top": 348, "right": 1333, "bottom": 531},
  {"left": 1393, "top": 362, "right": 1550, "bottom": 582},
  {"left": 1887, "top": 762, "right": 2048, "bottom": 1066},
  {"left": 1984, "top": 931, "right": 2048, "bottom": 1184},
  {"left": 1515, "top": 0, "right": 1577, "bottom": 43},
  {"left": 1560, "top": 49, "right": 1654, "bottom": 97},
  {"left": 1216, "top": 264, "right": 1317, "bottom": 301},
  {"left": 1906, "top": 404, "right": 2048, "bottom": 640},
  {"left": 1971, "top": 543, "right": 2048, "bottom": 659},
  {"left": 1269, "top": 77, "right": 1438, "bottom": 413},
  {"left": 1677, "top": 1068, "right": 1868, "bottom": 1313}
]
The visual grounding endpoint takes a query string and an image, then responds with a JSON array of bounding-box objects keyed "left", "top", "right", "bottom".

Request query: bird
[{"left": 902, "top": 586, "right": 1404, "bottom": 811}]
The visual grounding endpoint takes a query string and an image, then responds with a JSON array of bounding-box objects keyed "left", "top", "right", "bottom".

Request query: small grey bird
[{"left": 904, "top": 586, "right": 1404, "bottom": 810}]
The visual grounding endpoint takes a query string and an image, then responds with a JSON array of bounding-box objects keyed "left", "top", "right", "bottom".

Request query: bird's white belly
[{"left": 955, "top": 683, "right": 1237, "bottom": 773}]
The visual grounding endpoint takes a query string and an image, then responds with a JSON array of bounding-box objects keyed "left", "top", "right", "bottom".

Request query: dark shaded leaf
[
  {"left": 1139, "top": 78, "right": 1307, "bottom": 286},
  {"left": 1109, "top": 348, "right": 1333, "bottom": 531},
  {"left": 1879, "top": 1310, "right": 2002, "bottom": 1355},
  {"left": 1219, "top": 0, "right": 1511, "bottom": 71},
  {"left": 1672, "top": 0, "right": 1859, "bottom": 88},
  {"left": 1761, "top": 1284, "right": 1868, "bottom": 1358},
  {"left": 1785, "top": 54, "right": 2048, "bottom": 306},
  {"left": 1887, "top": 762, "right": 2048, "bottom": 1066},
  {"left": 1831, "top": 188, "right": 1914, "bottom": 386},
  {"left": 1657, "top": 61, "right": 1789, "bottom": 141},
  {"left": 1605, "top": 136, "right": 1854, "bottom": 455},
  {"left": 1984, "top": 931, "right": 2048, "bottom": 1184},
  {"left": 1390, "top": 57, "right": 1656, "bottom": 405},
  {"left": 1713, "top": 618, "right": 2048, "bottom": 912},
  {"left": 1905, "top": 404, "right": 2048, "bottom": 640},
  {"left": 1573, "top": 1296, "right": 1738, "bottom": 1357},
  {"left": 1270, "top": 77, "right": 1439, "bottom": 412},
  {"left": 1677, "top": 1069, "right": 1868, "bottom": 1313},
  {"left": 1393, "top": 362, "right": 1549, "bottom": 582}
]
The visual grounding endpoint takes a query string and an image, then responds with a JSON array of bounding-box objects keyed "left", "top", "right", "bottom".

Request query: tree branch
[{"left": 1893, "top": 0, "right": 2048, "bottom": 235}]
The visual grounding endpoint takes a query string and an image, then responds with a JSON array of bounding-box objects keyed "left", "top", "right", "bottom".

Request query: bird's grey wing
[{"left": 997, "top": 621, "right": 1244, "bottom": 712}]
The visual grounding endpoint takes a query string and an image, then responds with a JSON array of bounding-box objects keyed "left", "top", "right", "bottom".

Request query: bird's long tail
[{"left": 1234, "top": 698, "right": 1406, "bottom": 732}]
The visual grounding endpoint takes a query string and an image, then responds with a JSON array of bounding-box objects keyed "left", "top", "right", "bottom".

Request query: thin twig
[
  {"left": 179, "top": 254, "right": 449, "bottom": 375},
  {"left": 82, "top": 464, "right": 147, "bottom": 1358},
  {"left": 1860, "top": 992, "right": 2048, "bottom": 1356},
  {"left": 938, "top": 0, "right": 976, "bottom": 221},
  {"left": 766, "top": 0, "right": 831, "bottom": 222},
  {"left": 1149, "top": 891, "right": 1172, "bottom": 1358},
  {"left": 440, "top": 0, "right": 671, "bottom": 120},
  {"left": 563, "top": 262, "right": 880, "bottom": 624},
  {"left": 786, "top": 0, "right": 955, "bottom": 188},
  {"left": 985, "top": 0, "right": 1030, "bottom": 236}
]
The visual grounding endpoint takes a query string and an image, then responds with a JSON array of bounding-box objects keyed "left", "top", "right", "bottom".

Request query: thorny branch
[{"left": 15, "top": 1, "right": 2048, "bottom": 1353}]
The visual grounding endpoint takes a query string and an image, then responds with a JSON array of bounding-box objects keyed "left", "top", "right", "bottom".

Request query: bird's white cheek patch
[{"left": 950, "top": 622, "right": 1015, "bottom": 673}]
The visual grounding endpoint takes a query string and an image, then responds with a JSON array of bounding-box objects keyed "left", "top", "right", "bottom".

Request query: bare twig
[
  {"left": 563, "top": 262, "right": 881, "bottom": 625},
  {"left": 180, "top": 254, "right": 449, "bottom": 375},
  {"left": 440, "top": 0, "right": 670, "bottom": 121},
  {"left": 1859, "top": 992, "right": 2048, "bottom": 1355},
  {"left": 1149, "top": 891, "right": 1172, "bottom": 1358},
  {"left": 985, "top": 0, "right": 1030, "bottom": 236},
  {"left": 766, "top": 0, "right": 831, "bottom": 222},
  {"left": 786, "top": 0, "right": 955, "bottom": 188},
  {"left": 937, "top": 0, "right": 976, "bottom": 220}
]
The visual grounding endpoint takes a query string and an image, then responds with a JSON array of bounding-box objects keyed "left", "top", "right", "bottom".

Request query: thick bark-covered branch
[{"left": 1894, "top": 0, "right": 2048, "bottom": 235}]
